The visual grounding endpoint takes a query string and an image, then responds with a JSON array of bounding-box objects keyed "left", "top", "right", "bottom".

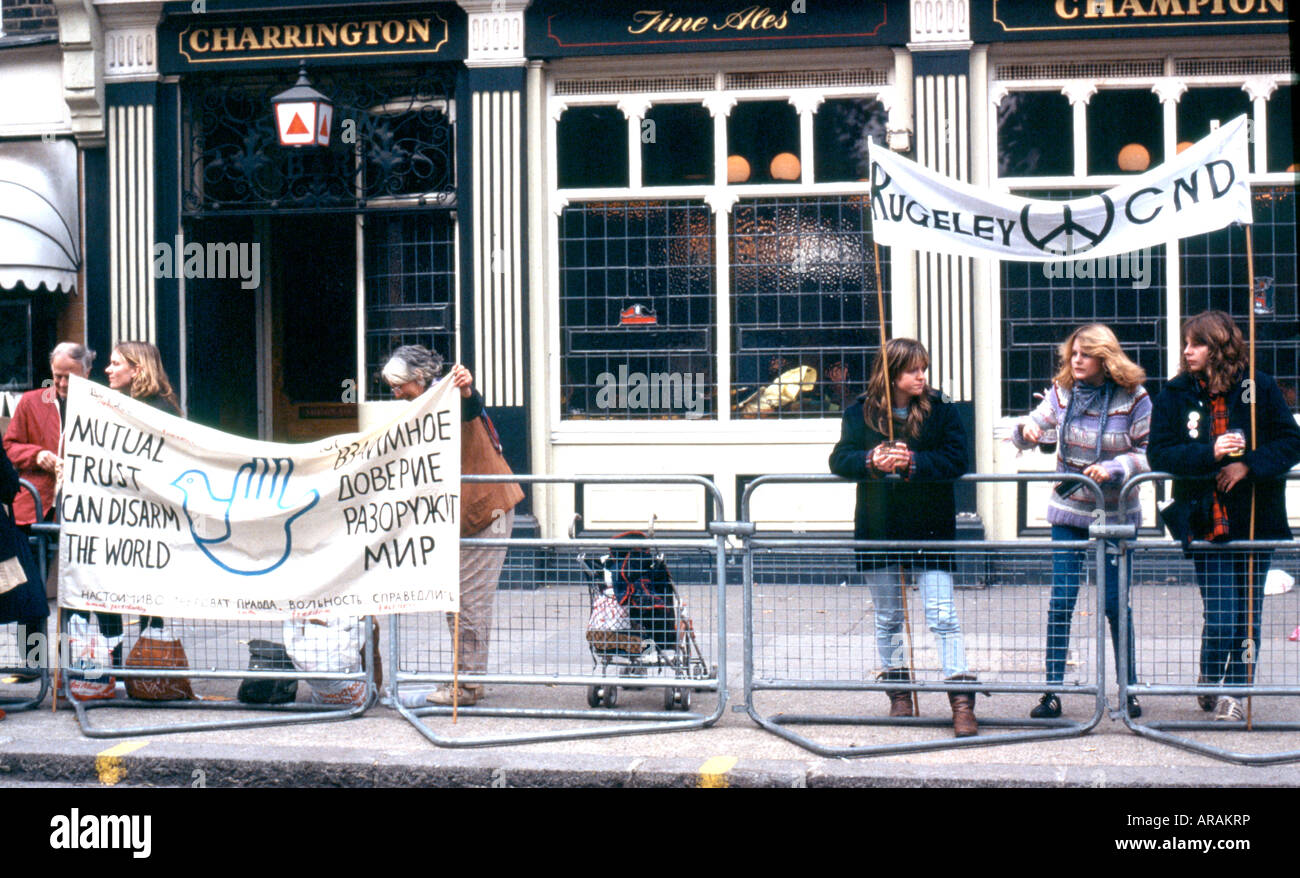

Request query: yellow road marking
[
  {"left": 698, "top": 755, "right": 738, "bottom": 788},
  {"left": 95, "top": 740, "right": 149, "bottom": 786}
]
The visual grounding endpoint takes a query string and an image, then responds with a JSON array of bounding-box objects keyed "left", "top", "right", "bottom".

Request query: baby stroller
[{"left": 579, "top": 531, "right": 709, "bottom": 710}]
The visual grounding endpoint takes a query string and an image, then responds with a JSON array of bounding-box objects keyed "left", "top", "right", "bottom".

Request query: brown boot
[
  {"left": 879, "top": 668, "right": 914, "bottom": 717},
  {"left": 947, "top": 675, "right": 978, "bottom": 738}
]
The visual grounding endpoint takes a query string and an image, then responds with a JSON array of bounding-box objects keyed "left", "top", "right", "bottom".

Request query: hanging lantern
[
  {"left": 1117, "top": 143, "right": 1150, "bottom": 172},
  {"left": 727, "top": 154, "right": 752, "bottom": 183},
  {"left": 770, "top": 152, "right": 801, "bottom": 181},
  {"left": 272, "top": 63, "right": 333, "bottom": 148}
]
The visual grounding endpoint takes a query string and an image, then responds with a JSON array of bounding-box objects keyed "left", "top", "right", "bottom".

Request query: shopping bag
[
  {"left": 284, "top": 618, "right": 367, "bottom": 706},
  {"left": 124, "top": 627, "right": 196, "bottom": 701}
]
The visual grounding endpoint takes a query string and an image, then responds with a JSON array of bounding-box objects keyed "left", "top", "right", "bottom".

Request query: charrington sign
[{"left": 978, "top": 0, "right": 1289, "bottom": 40}]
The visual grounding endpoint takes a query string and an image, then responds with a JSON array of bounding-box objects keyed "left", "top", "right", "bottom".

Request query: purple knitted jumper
[{"left": 1011, "top": 381, "right": 1152, "bottom": 528}]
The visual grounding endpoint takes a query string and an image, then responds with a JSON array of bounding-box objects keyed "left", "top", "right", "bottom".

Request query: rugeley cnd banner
[
  {"left": 868, "top": 114, "right": 1252, "bottom": 263},
  {"left": 57, "top": 375, "right": 461, "bottom": 620}
]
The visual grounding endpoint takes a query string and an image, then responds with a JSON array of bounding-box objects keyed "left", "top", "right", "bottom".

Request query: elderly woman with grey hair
[{"left": 382, "top": 345, "right": 524, "bottom": 705}]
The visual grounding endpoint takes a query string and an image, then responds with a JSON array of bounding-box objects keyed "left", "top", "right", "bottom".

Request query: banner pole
[
  {"left": 1246, "top": 224, "right": 1256, "bottom": 731},
  {"left": 452, "top": 611, "right": 461, "bottom": 723}
]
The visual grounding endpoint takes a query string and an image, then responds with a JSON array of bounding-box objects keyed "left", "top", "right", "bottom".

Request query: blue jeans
[
  {"left": 1191, "top": 549, "right": 1271, "bottom": 687},
  {"left": 866, "top": 566, "right": 968, "bottom": 679},
  {"left": 1047, "top": 524, "right": 1135, "bottom": 687}
]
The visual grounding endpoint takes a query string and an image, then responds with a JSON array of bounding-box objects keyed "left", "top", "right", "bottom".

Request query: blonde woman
[
  {"left": 105, "top": 341, "right": 180, "bottom": 415},
  {"left": 1012, "top": 324, "right": 1151, "bottom": 719}
]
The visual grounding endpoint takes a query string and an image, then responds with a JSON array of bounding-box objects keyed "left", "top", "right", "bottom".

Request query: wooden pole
[
  {"left": 452, "top": 611, "right": 461, "bottom": 723},
  {"left": 1245, "top": 225, "right": 1256, "bottom": 730},
  {"left": 872, "top": 236, "right": 916, "bottom": 713}
]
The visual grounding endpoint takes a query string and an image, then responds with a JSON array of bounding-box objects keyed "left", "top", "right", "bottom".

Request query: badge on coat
[{"left": 1187, "top": 410, "right": 1201, "bottom": 438}]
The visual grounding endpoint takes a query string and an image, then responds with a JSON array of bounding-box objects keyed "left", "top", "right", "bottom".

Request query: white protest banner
[
  {"left": 868, "top": 114, "right": 1252, "bottom": 262},
  {"left": 57, "top": 374, "right": 460, "bottom": 620}
]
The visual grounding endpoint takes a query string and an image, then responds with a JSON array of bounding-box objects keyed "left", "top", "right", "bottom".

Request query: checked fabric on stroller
[{"left": 581, "top": 532, "right": 707, "bottom": 710}]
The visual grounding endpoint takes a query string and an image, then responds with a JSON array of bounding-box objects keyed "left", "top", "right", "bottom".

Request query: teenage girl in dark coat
[
  {"left": 829, "top": 338, "right": 977, "bottom": 737},
  {"left": 1148, "top": 310, "right": 1300, "bottom": 721}
]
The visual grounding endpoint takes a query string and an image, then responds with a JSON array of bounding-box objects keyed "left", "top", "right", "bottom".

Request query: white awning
[{"left": 0, "top": 139, "right": 80, "bottom": 293}]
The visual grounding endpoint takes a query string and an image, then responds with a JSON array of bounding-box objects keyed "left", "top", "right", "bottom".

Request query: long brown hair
[
  {"left": 1180, "top": 310, "right": 1246, "bottom": 395},
  {"left": 113, "top": 341, "right": 179, "bottom": 410},
  {"left": 863, "top": 338, "right": 932, "bottom": 439},
  {"left": 1052, "top": 323, "right": 1146, "bottom": 393}
]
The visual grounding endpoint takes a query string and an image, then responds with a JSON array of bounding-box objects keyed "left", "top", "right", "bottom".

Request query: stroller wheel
[
  {"left": 663, "top": 686, "right": 690, "bottom": 711},
  {"left": 586, "top": 685, "right": 602, "bottom": 708},
  {"left": 601, "top": 686, "right": 618, "bottom": 708}
]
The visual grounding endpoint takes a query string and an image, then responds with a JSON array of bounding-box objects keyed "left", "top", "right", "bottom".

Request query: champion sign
[{"left": 868, "top": 114, "right": 1252, "bottom": 263}]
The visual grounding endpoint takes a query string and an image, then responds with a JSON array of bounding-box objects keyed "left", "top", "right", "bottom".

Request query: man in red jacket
[{"left": 4, "top": 342, "right": 94, "bottom": 526}]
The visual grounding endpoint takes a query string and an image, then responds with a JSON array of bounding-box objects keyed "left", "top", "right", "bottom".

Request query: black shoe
[
  {"left": 1030, "top": 693, "right": 1061, "bottom": 718},
  {"left": 1126, "top": 695, "right": 1142, "bottom": 718}
]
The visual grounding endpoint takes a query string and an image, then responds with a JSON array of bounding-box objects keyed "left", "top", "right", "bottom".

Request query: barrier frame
[
  {"left": 390, "top": 474, "right": 729, "bottom": 748},
  {"left": 0, "top": 480, "right": 51, "bottom": 712},
  {"left": 741, "top": 473, "right": 1112, "bottom": 757},
  {"left": 1117, "top": 470, "right": 1300, "bottom": 765}
]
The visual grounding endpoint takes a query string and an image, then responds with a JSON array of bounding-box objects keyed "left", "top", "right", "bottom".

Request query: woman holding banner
[
  {"left": 829, "top": 338, "right": 978, "bottom": 737},
  {"left": 1149, "top": 310, "right": 1300, "bottom": 721},
  {"left": 383, "top": 345, "right": 524, "bottom": 707},
  {"left": 1011, "top": 324, "right": 1150, "bottom": 719}
]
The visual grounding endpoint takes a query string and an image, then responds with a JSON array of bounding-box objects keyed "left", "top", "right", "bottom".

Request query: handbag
[
  {"left": 124, "top": 628, "right": 197, "bottom": 701},
  {"left": 460, "top": 414, "right": 524, "bottom": 536},
  {"left": 237, "top": 639, "right": 298, "bottom": 704}
]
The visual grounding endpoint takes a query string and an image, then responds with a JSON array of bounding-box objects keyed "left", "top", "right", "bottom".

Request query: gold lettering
[
  {"left": 363, "top": 21, "right": 381, "bottom": 44},
  {"left": 188, "top": 28, "right": 211, "bottom": 53},
  {"left": 1149, "top": 0, "right": 1185, "bottom": 14},
  {"left": 282, "top": 24, "right": 308, "bottom": 49},
  {"left": 210, "top": 26, "right": 238, "bottom": 52},
  {"left": 1056, "top": 0, "right": 1080, "bottom": 17},
  {"left": 261, "top": 25, "right": 284, "bottom": 49},
  {"left": 318, "top": 22, "right": 338, "bottom": 46},
  {"left": 407, "top": 18, "right": 431, "bottom": 43},
  {"left": 340, "top": 22, "right": 361, "bottom": 46},
  {"left": 1186, "top": 0, "right": 1211, "bottom": 13},
  {"left": 1116, "top": 0, "right": 1148, "bottom": 14},
  {"left": 1228, "top": 0, "right": 1251, "bottom": 9},
  {"left": 236, "top": 27, "right": 260, "bottom": 51},
  {"left": 1261, "top": 0, "right": 1283, "bottom": 12},
  {"left": 1212, "top": 0, "right": 1227, "bottom": 10},
  {"left": 774, "top": 9, "right": 789, "bottom": 27},
  {"left": 628, "top": 10, "right": 668, "bottom": 35},
  {"left": 382, "top": 20, "right": 404, "bottom": 43}
]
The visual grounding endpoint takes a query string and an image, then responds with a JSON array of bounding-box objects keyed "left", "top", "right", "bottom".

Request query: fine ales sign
[{"left": 173, "top": 12, "right": 450, "bottom": 64}]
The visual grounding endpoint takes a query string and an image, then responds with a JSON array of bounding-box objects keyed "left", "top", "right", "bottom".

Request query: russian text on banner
[
  {"left": 868, "top": 114, "right": 1251, "bottom": 262},
  {"left": 57, "top": 374, "right": 461, "bottom": 620}
]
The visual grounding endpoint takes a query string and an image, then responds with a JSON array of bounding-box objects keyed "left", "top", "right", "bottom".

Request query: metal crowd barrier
[
  {"left": 0, "top": 479, "right": 51, "bottom": 712},
  {"left": 1118, "top": 471, "right": 1300, "bottom": 765},
  {"left": 59, "top": 610, "right": 378, "bottom": 738},
  {"left": 741, "top": 473, "right": 1113, "bottom": 757},
  {"left": 389, "top": 474, "right": 728, "bottom": 747}
]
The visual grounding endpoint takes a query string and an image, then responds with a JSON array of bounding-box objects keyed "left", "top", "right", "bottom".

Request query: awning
[{"left": 0, "top": 138, "right": 80, "bottom": 293}]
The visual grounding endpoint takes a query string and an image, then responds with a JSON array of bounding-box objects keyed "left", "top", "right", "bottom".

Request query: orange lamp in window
[
  {"left": 727, "top": 155, "right": 751, "bottom": 183},
  {"left": 770, "top": 152, "right": 801, "bottom": 181},
  {"left": 1176, "top": 141, "right": 1194, "bottom": 154},
  {"left": 272, "top": 63, "right": 333, "bottom": 148},
  {"left": 1117, "top": 143, "right": 1150, "bottom": 172}
]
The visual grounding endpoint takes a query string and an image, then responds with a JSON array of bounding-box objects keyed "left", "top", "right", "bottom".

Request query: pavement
[{"left": 2, "top": 547, "right": 1299, "bottom": 788}]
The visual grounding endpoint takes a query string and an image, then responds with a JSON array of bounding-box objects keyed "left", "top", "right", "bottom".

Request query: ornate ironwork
[{"left": 182, "top": 66, "right": 456, "bottom": 215}]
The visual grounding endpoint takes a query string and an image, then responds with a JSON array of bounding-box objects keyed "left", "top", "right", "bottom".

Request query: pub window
[
  {"left": 730, "top": 196, "right": 884, "bottom": 419},
  {"left": 364, "top": 211, "right": 458, "bottom": 400},
  {"left": 727, "top": 100, "right": 801, "bottom": 184},
  {"left": 641, "top": 103, "right": 713, "bottom": 186},
  {"left": 1181, "top": 187, "right": 1298, "bottom": 403},
  {"left": 1000, "top": 191, "right": 1167, "bottom": 416},
  {"left": 997, "top": 91, "right": 1073, "bottom": 178},
  {"left": 1266, "top": 85, "right": 1294, "bottom": 173},
  {"left": 813, "top": 98, "right": 886, "bottom": 183},
  {"left": 1177, "top": 87, "right": 1254, "bottom": 172},
  {"left": 558, "top": 200, "right": 716, "bottom": 419},
  {"left": 557, "top": 106, "right": 629, "bottom": 188},
  {"left": 1087, "top": 89, "right": 1163, "bottom": 176}
]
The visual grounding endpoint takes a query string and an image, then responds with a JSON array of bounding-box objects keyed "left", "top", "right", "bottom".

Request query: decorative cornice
[
  {"left": 459, "top": 0, "right": 526, "bottom": 68},
  {"left": 53, "top": 0, "right": 104, "bottom": 146},
  {"left": 1062, "top": 81, "right": 1097, "bottom": 107},
  {"left": 1152, "top": 77, "right": 1187, "bottom": 104}
]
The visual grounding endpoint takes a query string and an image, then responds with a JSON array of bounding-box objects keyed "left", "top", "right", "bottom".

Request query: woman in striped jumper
[{"left": 1012, "top": 324, "right": 1151, "bottom": 719}]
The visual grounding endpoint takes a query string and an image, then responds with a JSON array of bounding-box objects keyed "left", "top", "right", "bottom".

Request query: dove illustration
[{"left": 172, "top": 457, "right": 320, "bottom": 576}]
